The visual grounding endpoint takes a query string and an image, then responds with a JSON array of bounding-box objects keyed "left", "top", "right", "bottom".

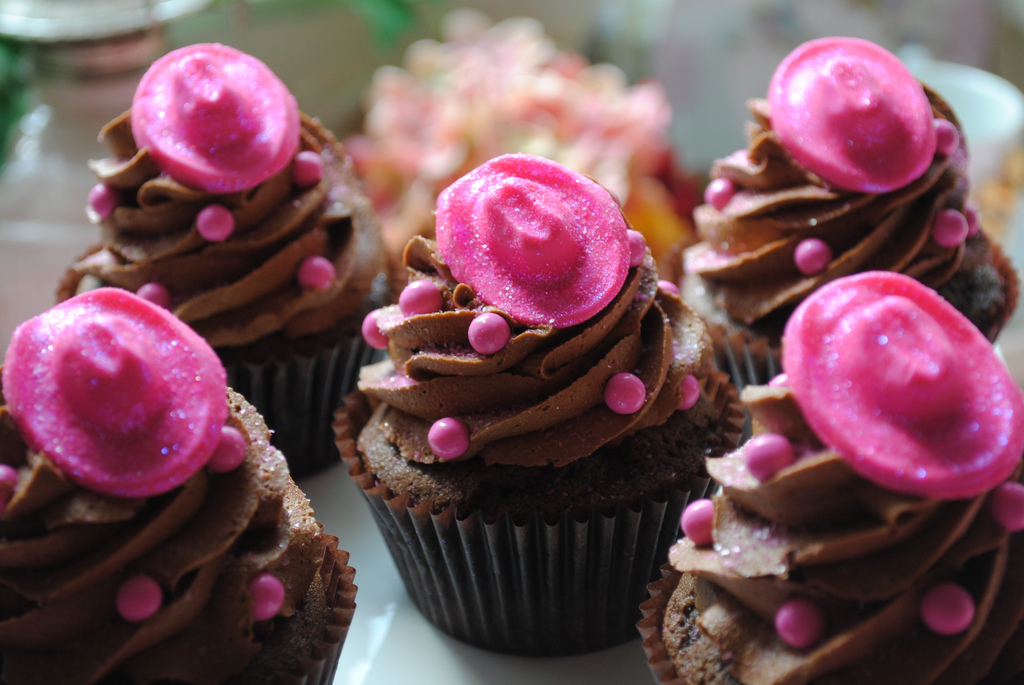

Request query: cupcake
[
  {"left": 639, "top": 271, "right": 1024, "bottom": 685},
  {"left": 0, "top": 287, "right": 355, "bottom": 684},
  {"left": 335, "top": 153, "right": 742, "bottom": 655},
  {"left": 345, "top": 8, "right": 700, "bottom": 292},
  {"left": 682, "top": 37, "right": 1019, "bottom": 386},
  {"left": 58, "top": 43, "right": 388, "bottom": 477}
]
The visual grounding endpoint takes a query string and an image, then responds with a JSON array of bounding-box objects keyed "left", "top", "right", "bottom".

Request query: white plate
[{"left": 299, "top": 464, "right": 657, "bottom": 685}]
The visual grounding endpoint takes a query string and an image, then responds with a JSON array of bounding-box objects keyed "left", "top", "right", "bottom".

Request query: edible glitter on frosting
[
  {"left": 1, "top": 288, "right": 228, "bottom": 498},
  {"left": 131, "top": 43, "right": 300, "bottom": 193},
  {"left": 767, "top": 37, "right": 936, "bottom": 193},
  {"left": 783, "top": 271, "right": 1024, "bottom": 499},
  {"left": 435, "top": 153, "right": 630, "bottom": 328}
]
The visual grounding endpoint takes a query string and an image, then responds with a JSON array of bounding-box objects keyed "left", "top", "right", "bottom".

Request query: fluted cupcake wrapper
[
  {"left": 334, "top": 374, "right": 745, "bottom": 657},
  {"left": 638, "top": 565, "right": 688, "bottom": 685},
  {"left": 225, "top": 335, "right": 380, "bottom": 479}
]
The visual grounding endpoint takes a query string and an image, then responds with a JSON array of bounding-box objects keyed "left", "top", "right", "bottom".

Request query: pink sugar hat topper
[
  {"left": 435, "top": 153, "right": 631, "bottom": 328},
  {"left": 782, "top": 271, "right": 1024, "bottom": 500},
  {"left": 132, "top": 43, "right": 300, "bottom": 193},
  {"left": 2, "top": 288, "right": 228, "bottom": 498},
  {"left": 769, "top": 37, "right": 937, "bottom": 193}
]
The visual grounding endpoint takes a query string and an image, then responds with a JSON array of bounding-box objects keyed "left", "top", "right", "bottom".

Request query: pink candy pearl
[
  {"left": 605, "top": 372, "right": 646, "bottom": 415},
  {"left": 658, "top": 280, "right": 680, "bottom": 297},
  {"left": 989, "top": 481, "right": 1024, "bottom": 532},
  {"left": 704, "top": 177, "right": 736, "bottom": 211},
  {"left": 88, "top": 183, "right": 122, "bottom": 220},
  {"left": 207, "top": 425, "right": 248, "bottom": 473},
  {"left": 468, "top": 312, "right": 511, "bottom": 355},
  {"left": 932, "top": 208, "right": 969, "bottom": 248},
  {"left": 794, "top": 238, "right": 832, "bottom": 276},
  {"left": 117, "top": 575, "right": 163, "bottom": 623},
  {"left": 920, "top": 582, "right": 975, "bottom": 635},
  {"left": 627, "top": 230, "right": 647, "bottom": 268},
  {"left": 679, "top": 374, "right": 700, "bottom": 411},
  {"left": 681, "top": 499, "right": 715, "bottom": 546},
  {"left": 292, "top": 150, "right": 325, "bottom": 187},
  {"left": 249, "top": 573, "right": 285, "bottom": 621},
  {"left": 196, "top": 204, "right": 235, "bottom": 242},
  {"left": 361, "top": 309, "right": 389, "bottom": 350},
  {"left": 428, "top": 417, "right": 470, "bottom": 460},
  {"left": 297, "top": 255, "right": 336, "bottom": 291},
  {"left": 769, "top": 373, "right": 789, "bottom": 387},
  {"left": 137, "top": 282, "right": 171, "bottom": 309},
  {"left": 775, "top": 598, "right": 826, "bottom": 649},
  {"left": 745, "top": 433, "right": 796, "bottom": 482},
  {"left": 400, "top": 279, "right": 443, "bottom": 317},
  {"left": 934, "top": 119, "right": 960, "bottom": 157}
]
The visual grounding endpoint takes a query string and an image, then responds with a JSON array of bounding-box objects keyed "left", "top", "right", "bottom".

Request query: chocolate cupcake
[
  {"left": 681, "top": 37, "right": 1018, "bottom": 387},
  {"left": 58, "top": 43, "right": 388, "bottom": 477},
  {"left": 336, "top": 153, "right": 742, "bottom": 655},
  {"left": 0, "top": 287, "right": 355, "bottom": 684},
  {"left": 640, "top": 271, "right": 1024, "bottom": 684}
]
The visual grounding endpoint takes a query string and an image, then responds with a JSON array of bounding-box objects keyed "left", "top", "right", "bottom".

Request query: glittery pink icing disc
[
  {"left": 782, "top": 272, "right": 1024, "bottom": 499},
  {"left": 768, "top": 37, "right": 936, "bottom": 193},
  {"left": 2, "top": 288, "right": 228, "bottom": 498},
  {"left": 131, "top": 43, "right": 300, "bottom": 193},
  {"left": 435, "top": 153, "right": 630, "bottom": 328}
]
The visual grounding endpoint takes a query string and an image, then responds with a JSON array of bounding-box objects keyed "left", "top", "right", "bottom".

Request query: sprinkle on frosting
[
  {"left": 248, "top": 573, "right": 285, "bottom": 622},
  {"left": 920, "top": 582, "right": 975, "bottom": 636},
  {"left": 703, "top": 177, "right": 735, "bottom": 212},
  {"left": 468, "top": 312, "right": 511, "bottom": 355},
  {"left": 435, "top": 153, "right": 630, "bottom": 328},
  {"left": 604, "top": 372, "right": 647, "bottom": 415},
  {"left": 931, "top": 208, "right": 969, "bottom": 248},
  {"left": 989, "top": 481, "right": 1024, "bottom": 532},
  {"left": 136, "top": 282, "right": 171, "bottom": 309},
  {"left": 743, "top": 432, "right": 795, "bottom": 482},
  {"left": 681, "top": 499, "right": 715, "bottom": 546},
  {"left": 428, "top": 417, "right": 470, "bottom": 460},
  {"left": 292, "top": 149, "right": 325, "bottom": 187},
  {"left": 1, "top": 288, "right": 228, "bottom": 497},
  {"left": 678, "top": 374, "right": 700, "bottom": 411},
  {"left": 207, "top": 425, "right": 248, "bottom": 473},
  {"left": 768, "top": 37, "right": 937, "bottom": 192},
  {"left": 782, "top": 271, "right": 1024, "bottom": 499},
  {"left": 361, "top": 309, "right": 389, "bottom": 350},
  {"left": 87, "top": 183, "right": 121, "bottom": 221},
  {"left": 793, "top": 238, "right": 832, "bottom": 276},
  {"left": 296, "top": 255, "right": 336, "bottom": 291},
  {"left": 131, "top": 43, "right": 300, "bottom": 193},
  {"left": 399, "top": 279, "right": 443, "bottom": 317},
  {"left": 116, "top": 575, "right": 163, "bottom": 623},
  {"left": 195, "top": 204, "right": 235, "bottom": 242},
  {"left": 774, "top": 598, "right": 826, "bottom": 649}
]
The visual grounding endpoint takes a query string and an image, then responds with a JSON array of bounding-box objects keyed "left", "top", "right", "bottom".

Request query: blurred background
[{"left": 2, "top": 0, "right": 1024, "bottom": 371}]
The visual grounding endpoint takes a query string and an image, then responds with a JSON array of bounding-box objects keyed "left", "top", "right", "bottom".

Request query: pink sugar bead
[
  {"left": 88, "top": 183, "right": 122, "bottom": 220},
  {"left": 934, "top": 119, "right": 960, "bottom": 157},
  {"left": 207, "top": 425, "right": 248, "bottom": 473},
  {"left": 605, "top": 372, "right": 646, "bottom": 415},
  {"left": 681, "top": 499, "right": 715, "bottom": 546},
  {"left": 468, "top": 312, "right": 511, "bottom": 355},
  {"left": 769, "top": 373, "right": 790, "bottom": 387},
  {"left": 932, "top": 208, "right": 969, "bottom": 248},
  {"left": 990, "top": 481, "right": 1024, "bottom": 532},
  {"left": 745, "top": 433, "right": 796, "bottom": 482},
  {"left": 292, "top": 150, "right": 325, "bottom": 187},
  {"left": 775, "top": 598, "right": 826, "bottom": 649},
  {"left": 679, "top": 374, "right": 700, "bottom": 411},
  {"left": 794, "top": 238, "right": 832, "bottom": 276},
  {"left": 400, "top": 279, "right": 443, "bottom": 317},
  {"left": 297, "top": 255, "right": 336, "bottom": 291},
  {"left": 196, "top": 204, "right": 235, "bottom": 242},
  {"left": 704, "top": 177, "right": 736, "bottom": 211},
  {"left": 428, "top": 417, "right": 470, "bottom": 460},
  {"left": 658, "top": 280, "right": 680, "bottom": 297},
  {"left": 117, "top": 575, "right": 163, "bottom": 623},
  {"left": 921, "top": 582, "right": 975, "bottom": 635},
  {"left": 964, "top": 202, "right": 981, "bottom": 238},
  {"left": 361, "top": 309, "right": 389, "bottom": 350},
  {"left": 136, "top": 282, "right": 171, "bottom": 309},
  {"left": 627, "top": 230, "right": 647, "bottom": 268},
  {"left": 249, "top": 573, "right": 285, "bottom": 621}
]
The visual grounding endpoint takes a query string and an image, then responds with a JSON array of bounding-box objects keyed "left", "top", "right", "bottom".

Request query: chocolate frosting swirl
[
  {"left": 60, "top": 112, "right": 385, "bottom": 350},
  {"left": 668, "top": 384, "right": 1024, "bottom": 685},
  {"left": 686, "top": 88, "right": 970, "bottom": 327},
  {"left": 0, "top": 385, "right": 330, "bottom": 685},
  {"left": 358, "top": 236, "right": 716, "bottom": 467}
]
